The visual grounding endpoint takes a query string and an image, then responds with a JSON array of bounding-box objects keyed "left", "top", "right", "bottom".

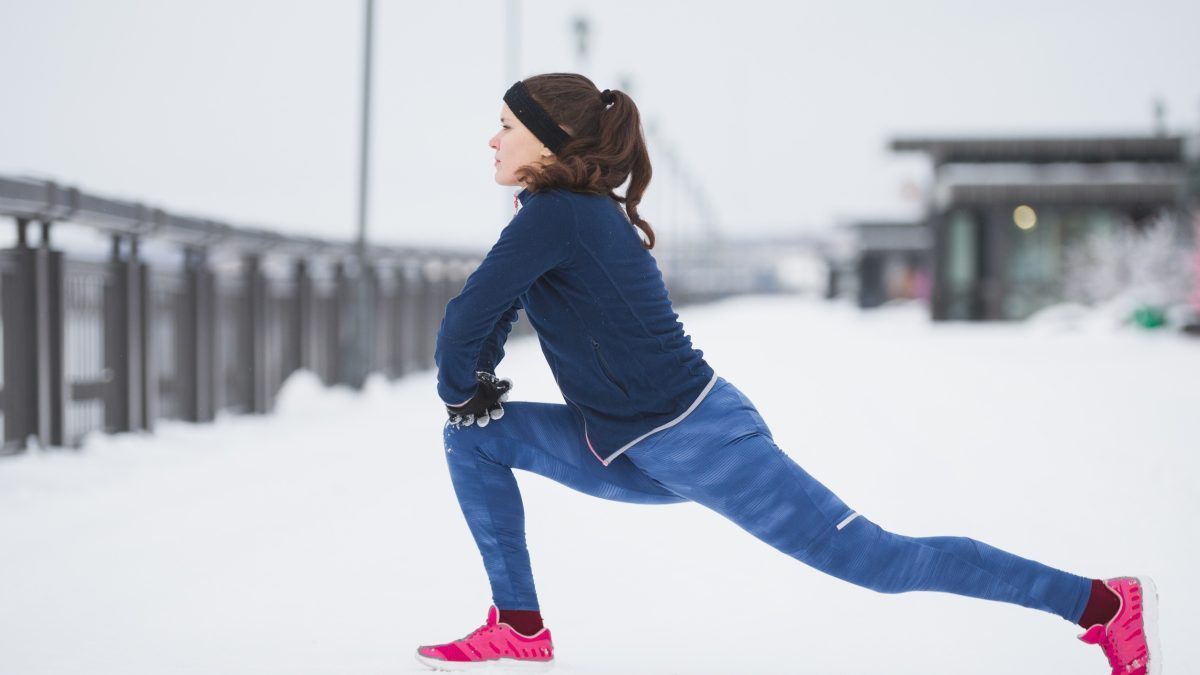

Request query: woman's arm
[
  {"left": 474, "top": 298, "right": 523, "bottom": 376},
  {"left": 435, "top": 193, "right": 575, "bottom": 406}
]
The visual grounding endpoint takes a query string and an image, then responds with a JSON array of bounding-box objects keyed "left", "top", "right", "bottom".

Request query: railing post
[
  {"left": 334, "top": 260, "right": 351, "bottom": 386},
  {"left": 291, "top": 258, "right": 310, "bottom": 376},
  {"left": 137, "top": 239, "right": 155, "bottom": 432},
  {"left": 322, "top": 265, "right": 339, "bottom": 386},
  {"left": 179, "top": 248, "right": 198, "bottom": 422},
  {"left": 372, "top": 265, "right": 397, "bottom": 379},
  {"left": 37, "top": 223, "right": 65, "bottom": 447},
  {"left": 335, "top": 258, "right": 371, "bottom": 390},
  {"left": 364, "top": 262, "right": 382, "bottom": 377},
  {"left": 3, "top": 219, "right": 38, "bottom": 449},
  {"left": 199, "top": 255, "right": 216, "bottom": 421},
  {"left": 179, "top": 247, "right": 215, "bottom": 423},
  {"left": 105, "top": 236, "right": 125, "bottom": 431},
  {"left": 105, "top": 235, "right": 145, "bottom": 433},
  {"left": 6, "top": 220, "right": 68, "bottom": 449},
  {"left": 15, "top": 218, "right": 28, "bottom": 248},
  {"left": 0, "top": 231, "right": 6, "bottom": 452},
  {"left": 242, "top": 254, "right": 266, "bottom": 414}
]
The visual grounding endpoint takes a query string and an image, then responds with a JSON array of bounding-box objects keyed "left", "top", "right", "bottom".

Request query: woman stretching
[{"left": 414, "top": 73, "right": 1160, "bottom": 674}]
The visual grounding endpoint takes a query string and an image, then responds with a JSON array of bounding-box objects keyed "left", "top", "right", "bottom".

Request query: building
[
  {"left": 829, "top": 221, "right": 931, "bottom": 309},
  {"left": 893, "top": 135, "right": 1196, "bottom": 321}
]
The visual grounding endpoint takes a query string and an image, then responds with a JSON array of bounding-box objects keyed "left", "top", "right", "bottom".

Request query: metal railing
[
  {"left": 0, "top": 174, "right": 788, "bottom": 455},
  {"left": 0, "top": 175, "right": 492, "bottom": 453}
]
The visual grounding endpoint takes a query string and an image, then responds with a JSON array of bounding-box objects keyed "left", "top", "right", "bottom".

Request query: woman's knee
[
  {"left": 443, "top": 421, "right": 486, "bottom": 461},
  {"left": 814, "top": 518, "right": 914, "bottom": 595},
  {"left": 444, "top": 422, "right": 514, "bottom": 471}
]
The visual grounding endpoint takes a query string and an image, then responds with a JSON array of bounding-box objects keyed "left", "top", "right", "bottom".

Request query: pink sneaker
[
  {"left": 1078, "top": 576, "right": 1161, "bottom": 675},
  {"left": 415, "top": 605, "right": 555, "bottom": 672}
]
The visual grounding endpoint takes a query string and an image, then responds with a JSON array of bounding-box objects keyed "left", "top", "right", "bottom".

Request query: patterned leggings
[{"left": 441, "top": 376, "right": 1090, "bottom": 622}]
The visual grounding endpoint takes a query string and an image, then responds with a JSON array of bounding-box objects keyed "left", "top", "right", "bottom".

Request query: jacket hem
[{"left": 593, "top": 371, "right": 720, "bottom": 466}]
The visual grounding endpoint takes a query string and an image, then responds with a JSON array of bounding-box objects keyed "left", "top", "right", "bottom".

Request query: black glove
[{"left": 446, "top": 371, "right": 513, "bottom": 428}]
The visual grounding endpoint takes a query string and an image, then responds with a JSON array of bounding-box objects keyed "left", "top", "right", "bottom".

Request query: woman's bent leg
[
  {"left": 623, "top": 382, "right": 1092, "bottom": 622},
  {"left": 442, "top": 401, "right": 685, "bottom": 611}
]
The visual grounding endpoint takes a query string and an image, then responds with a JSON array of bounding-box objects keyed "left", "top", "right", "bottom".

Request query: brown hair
[{"left": 513, "top": 73, "right": 656, "bottom": 249}]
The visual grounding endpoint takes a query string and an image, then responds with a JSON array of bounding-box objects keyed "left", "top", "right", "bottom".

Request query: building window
[{"left": 944, "top": 210, "right": 978, "bottom": 318}]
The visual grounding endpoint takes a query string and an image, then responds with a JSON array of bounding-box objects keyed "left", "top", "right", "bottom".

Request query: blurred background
[
  {"left": 0, "top": 2, "right": 1198, "bottom": 674},
  {"left": 1, "top": 0, "right": 1197, "bottom": 449}
]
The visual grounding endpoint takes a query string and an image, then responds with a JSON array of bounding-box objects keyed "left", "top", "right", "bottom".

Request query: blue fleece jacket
[{"left": 435, "top": 187, "right": 716, "bottom": 465}]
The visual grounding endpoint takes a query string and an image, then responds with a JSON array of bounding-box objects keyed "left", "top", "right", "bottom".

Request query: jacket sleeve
[
  {"left": 435, "top": 194, "right": 574, "bottom": 405},
  {"left": 473, "top": 298, "right": 523, "bottom": 376}
]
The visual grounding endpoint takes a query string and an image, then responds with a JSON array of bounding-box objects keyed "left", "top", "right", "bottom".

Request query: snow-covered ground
[{"left": 1, "top": 296, "right": 1196, "bottom": 675}]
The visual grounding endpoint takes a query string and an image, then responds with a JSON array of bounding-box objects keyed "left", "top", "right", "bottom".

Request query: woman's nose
[{"left": 488, "top": 134, "right": 500, "bottom": 149}]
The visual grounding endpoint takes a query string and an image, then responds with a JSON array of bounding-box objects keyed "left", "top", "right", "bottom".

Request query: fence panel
[
  {"left": 398, "top": 264, "right": 423, "bottom": 375},
  {"left": 149, "top": 269, "right": 187, "bottom": 422},
  {"left": 370, "top": 267, "right": 395, "bottom": 378},
  {"left": 0, "top": 173, "right": 505, "bottom": 453},
  {"left": 63, "top": 260, "right": 112, "bottom": 446},
  {"left": 262, "top": 273, "right": 295, "bottom": 411},
  {"left": 216, "top": 271, "right": 248, "bottom": 414},
  {"left": 309, "top": 271, "right": 338, "bottom": 386}
]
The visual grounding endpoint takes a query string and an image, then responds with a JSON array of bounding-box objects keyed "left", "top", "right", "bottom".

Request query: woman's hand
[{"left": 446, "top": 371, "right": 513, "bottom": 428}]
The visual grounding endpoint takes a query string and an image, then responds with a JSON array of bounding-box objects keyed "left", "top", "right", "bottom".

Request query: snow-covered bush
[{"left": 1062, "top": 213, "right": 1194, "bottom": 314}]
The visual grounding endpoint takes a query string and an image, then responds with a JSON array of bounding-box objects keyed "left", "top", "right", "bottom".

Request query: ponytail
[{"left": 594, "top": 90, "right": 654, "bottom": 249}]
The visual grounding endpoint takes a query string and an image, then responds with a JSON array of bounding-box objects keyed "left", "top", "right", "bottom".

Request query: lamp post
[
  {"left": 573, "top": 15, "right": 591, "bottom": 73},
  {"left": 357, "top": 0, "right": 374, "bottom": 253},
  {"left": 348, "top": 0, "right": 375, "bottom": 389}
]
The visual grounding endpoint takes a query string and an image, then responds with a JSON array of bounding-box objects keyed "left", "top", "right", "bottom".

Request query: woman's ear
[{"left": 540, "top": 146, "right": 554, "bottom": 158}]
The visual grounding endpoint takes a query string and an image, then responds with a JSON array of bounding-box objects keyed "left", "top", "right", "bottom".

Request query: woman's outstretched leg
[
  {"left": 622, "top": 379, "right": 1091, "bottom": 621},
  {"left": 441, "top": 400, "right": 685, "bottom": 611},
  {"left": 623, "top": 379, "right": 1160, "bottom": 672}
]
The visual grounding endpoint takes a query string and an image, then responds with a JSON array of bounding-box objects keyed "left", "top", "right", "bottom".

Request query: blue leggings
[{"left": 441, "top": 376, "right": 1091, "bottom": 622}]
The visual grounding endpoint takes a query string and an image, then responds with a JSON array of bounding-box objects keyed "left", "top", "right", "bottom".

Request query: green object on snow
[{"left": 1132, "top": 305, "right": 1166, "bottom": 329}]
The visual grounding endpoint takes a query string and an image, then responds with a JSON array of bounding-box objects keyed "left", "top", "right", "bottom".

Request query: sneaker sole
[
  {"left": 1138, "top": 576, "right": 1162, "bottom": 675},
  {"left": 414, "top": 651, "right": 555, "bottom": 673}
]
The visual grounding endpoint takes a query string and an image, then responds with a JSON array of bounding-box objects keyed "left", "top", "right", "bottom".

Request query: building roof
[
  {"left": 849, "top": 221, "right": 930, "bottom": 252},
  {"left": 891, "top": 136, "right": 1185, "bottom": 165},
  {"left": 940, "top": 181, "right": 1183, "bottom": 208}
]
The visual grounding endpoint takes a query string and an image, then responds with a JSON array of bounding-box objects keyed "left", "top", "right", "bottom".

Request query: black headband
[{"left": 503, "top": 81, "right": 572, "bottom": 154}]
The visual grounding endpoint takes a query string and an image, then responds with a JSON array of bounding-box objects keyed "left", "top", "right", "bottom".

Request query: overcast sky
[{"left": 2, "top": 0, "right": 1198, "bottom": 250}]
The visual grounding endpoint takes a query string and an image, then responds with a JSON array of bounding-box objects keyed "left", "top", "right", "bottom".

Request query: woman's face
[{"left": 489, "top": 103, "right": 554, "bottom": 187}]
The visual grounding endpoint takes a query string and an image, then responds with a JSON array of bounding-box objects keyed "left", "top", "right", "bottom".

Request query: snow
[{"left": 1, "top": 296, "right": 1197, "bottom": 675}]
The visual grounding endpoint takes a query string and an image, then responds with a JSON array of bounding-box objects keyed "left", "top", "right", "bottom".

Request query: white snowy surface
[{"left": 1, "top": 296, "right": 1197, "bottom": 675}]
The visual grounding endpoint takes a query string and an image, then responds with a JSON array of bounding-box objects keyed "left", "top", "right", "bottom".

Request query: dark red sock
[
  {"left": 498, "top": 609, "right": 544, "bottom": 636},
  {"left": 1077, "top": 579, "right": 1120, "bottom": 628}
]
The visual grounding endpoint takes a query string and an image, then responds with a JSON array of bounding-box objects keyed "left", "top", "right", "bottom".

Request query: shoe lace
[{"left": 458, "top": 623, "right": 495, "bottom": 644}]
